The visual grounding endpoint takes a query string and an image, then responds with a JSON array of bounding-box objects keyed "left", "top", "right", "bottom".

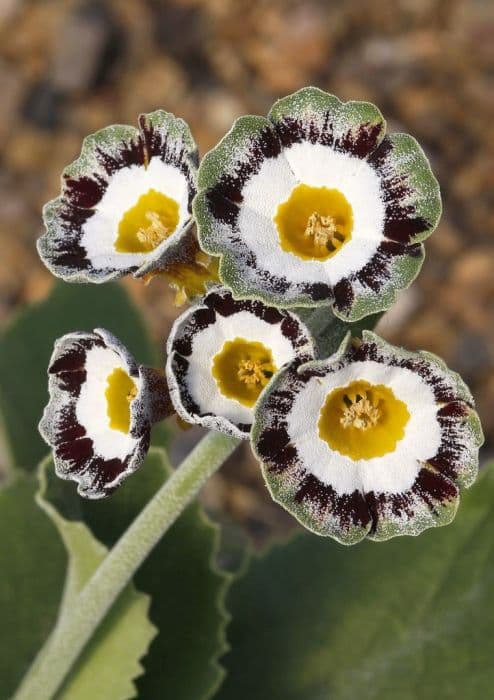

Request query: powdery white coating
[
  {"left": 81, "top": 157, "right": 190, "bottom": 270},
  {"left": 286, "top": 360, "right": 442, "bottom": 496},
  {"left": 237, "top": 143, "right": 385, "bottom": 286},
  {"left": 76, "top": 345, "right": 139, "bottom": 460},
  {"left": 171, "top": 310, "right": 301, "bottom": 430},
  {"left": 241, "top": 153, "right": 296, "bottom": 219}
]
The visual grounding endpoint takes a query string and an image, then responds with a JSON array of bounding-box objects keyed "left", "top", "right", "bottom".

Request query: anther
[
  {"left": 136, "top": 211, "right": 169, "bottom": 248},
  {"left": 304, "top": 212, "right": 339, "bottom": 249},
  {"left": 340, "top": 394, "right": 381, "bottom": 431}
]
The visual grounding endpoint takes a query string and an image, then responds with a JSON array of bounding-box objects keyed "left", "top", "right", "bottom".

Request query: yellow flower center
[
  {"left": 105, "top": 367, "right": 138, "bottom": 433},
  {"left": 115, "top": 188, "right": 180, "bottom": 253},
  {"left": 274, "top": 183, "right": 353, "bottom": 260},
  {"left": 318, "top": 379, "right": 410, "bottom": 460},
  {"left": 211, "top": 337, "right": 277, "bottom": 408}
]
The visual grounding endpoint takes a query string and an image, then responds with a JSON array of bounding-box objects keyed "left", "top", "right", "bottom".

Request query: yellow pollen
[
  {"left": 274, "top": 183, "right": 353, "bottom": 261},
  {"left": 304, "top": 212, "right": 341, "bottom": 249},
  {"left": 115, "top": 188, "right": 180, "bottom": 253},
  {"left": 237, "top": 359, "right": 273, "bottom": 386},
  {"left": 212, "top": 337, "right": 277, "bottom": 407},
  {"left": 339, "top": 396, "right": 381, "bottom": 430},
  {"left": 318, "top": 379, "right": 410, "bottom": 460},
  {"left": 105, "top": 367, "right": 138, "bottom": 434},
  {"left": 136, "top": 210, "right": 169, "bottom": 249}
]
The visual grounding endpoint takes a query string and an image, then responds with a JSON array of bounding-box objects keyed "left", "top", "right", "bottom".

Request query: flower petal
[
  {"left": 195, "top": 88, "right": 441, "bottom": 318},
  {"left": 39, "top": 111, "right": 198, "bottom": 283},
  {"left": 268, "top": 86, "right": 386, "bottom": 158},
  {"left": 166, "top": 288, "right": 316, "bottom": 438},
  {"left": 252, "top": 332, "right": 483, "bottom": 542},
  {"left": 39, "top": 329, "right": 157, "bottom": 498}
]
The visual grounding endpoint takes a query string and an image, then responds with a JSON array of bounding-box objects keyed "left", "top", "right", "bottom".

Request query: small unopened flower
[
  {"left": 38, "top": 110, "right": 198, "bottom": 282},
  {"left": 194, "top": 86, "right": 441, "bottom": 320},
  {"left": 252, "top": 331, "right": 483, "bottom": 544},
  {"left": 39, "top": 329, "right": 171, "bottom": 498},
  {"left": 166, "top": 288, "right": 316, "bottom": 438}
]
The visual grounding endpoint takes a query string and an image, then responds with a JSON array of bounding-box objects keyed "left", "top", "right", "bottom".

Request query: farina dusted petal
[
  {"left": 39, "top": 328, "right": 171, "bottom": 498},
  {"left": 252, "top": 331, "right": 483, "bottom": 544},
  {"left": 195, "top": 87, "right": 441, "bottom": 321},
  {"left": 166, "top": 288, "right": 316, "bottom": 438},
  {"left": 38, "top": 110, "right": 198, "bottom": 283}
]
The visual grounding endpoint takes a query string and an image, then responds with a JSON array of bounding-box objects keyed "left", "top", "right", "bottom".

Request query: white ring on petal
[
  {"left": 80, "top": 157, "right": 190, "bottom": 271},
  {"left": 285, "top": 360, "right": 442, "bottom": 496},
  {"left": 171, "top": 310, "right": 305, "bottom": 429},
  {"left": 236, "top": 143, "right": 386, "bottom": 286},
  {"left": 76, "top": 345, "right": 139, "bottom": 460}
]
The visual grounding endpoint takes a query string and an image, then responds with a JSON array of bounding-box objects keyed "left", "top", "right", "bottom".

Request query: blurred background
[{"left": 0, "top": 0, "right": 492, "bottom": 544}]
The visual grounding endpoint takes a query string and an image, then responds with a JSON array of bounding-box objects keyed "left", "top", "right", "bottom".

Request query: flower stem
[{"left": 13, "top": 431, "right": 240, "bottom": 700}]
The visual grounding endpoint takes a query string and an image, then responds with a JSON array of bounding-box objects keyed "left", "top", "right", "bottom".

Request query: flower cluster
[{"left": 39, "top": 88, "right": 483, "bottom": 542}]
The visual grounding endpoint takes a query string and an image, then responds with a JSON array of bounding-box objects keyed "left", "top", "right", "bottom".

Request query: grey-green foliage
[
  {"left": 0, "top": 467, "right": 156, "bottom": 700},
  {"left": 37, "top": 458, "right": 156, "bottom": 700},
  {"left": 44, "top": 448, "right": 231, "bottom": 700},
  {"left": 0, "top": 475, "right": 66, "bottom": 699},
  {"left": 216, "top": 465, "right": 494, "bottom": 700}
]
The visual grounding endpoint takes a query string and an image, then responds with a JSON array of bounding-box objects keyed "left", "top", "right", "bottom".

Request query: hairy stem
[{"left": 13, "top": 431, "right": 240, "bottom": 700}]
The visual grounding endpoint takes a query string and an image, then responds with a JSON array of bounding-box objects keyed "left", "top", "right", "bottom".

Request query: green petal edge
[{"left": 268, "top": 85, "right": 387, "bottom": 149}]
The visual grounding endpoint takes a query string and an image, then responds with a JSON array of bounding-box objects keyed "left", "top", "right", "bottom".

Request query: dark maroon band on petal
[
  {"left": 205, "top": 190, "right": 239, "bottom": 226},
  {"left": 369, "top": 137, "right": 433, "bottom": 243},
  {"left": 168, "top": 289, "right": 314, "bottom": 435},
  {"left": 383, "top": 216, "right": 431, "bottom": 244},
  {"left": 333, "top": 278, "right": 354, "bottom": 314},
  {"left": 437, "top": 401, "right": 470, "bottom": 418},
  {"left": 414, "top": 468, "right": 458, "bottom": 506},
  {"left": 64, "top": 174, "right": 107, "bottom": 209},
  {"left": 426, "top": 405, "right": 474, "bottom": 483},
  {"left": 348, "top": 340, "right": 459, "bottom": 405},
  {"left": 335, "top": 122, "right": 384, "bottom": 158},
  {"left": 95, "top": 137, "right": 145, "bottom": 178},
  {"left": 256, "top": 425, "right": 292, "bottom": 462},
  {"left": 139, "top": 115, "right": 197, "bottom": 208},
  {"left": 205, "top": 125, "right": 282, "bottom": 227},
  {"left": 55, "top": 436, "right": 94, "bottom": 467},
  {"left": 294, "top": 474, "right": 372, "bottom": 530},
  {"left": 274, "top": 115, "right": 383, "bottom": 159},
  {"left": 366, "top": 468, "right": 458, "bottom": 532},
  {"left": 174, "top": 290, "right": 312, "bottom": 360}
]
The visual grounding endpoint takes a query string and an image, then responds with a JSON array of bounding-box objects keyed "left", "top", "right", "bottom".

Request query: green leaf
[
  {"left": 216, "top": 465, "right": 494, "bottom": 700},
  {"left": 0, "top": 281, "right": 161, "bottom": 473},
  {"left": 44, "top": 447, "right": 231, "bottom": 700},
  {"left": 0, "top": 475, "right": 67, "bottom": 699},
  {"left": 294, "top": 305, "right": 382, "bottom": 358},
  {"left": 35, "top": 457, "right": 157, "bottom": 700}
]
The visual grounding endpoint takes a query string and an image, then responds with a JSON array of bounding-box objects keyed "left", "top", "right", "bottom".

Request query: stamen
[
  {"left": 237, "top": 359, "right": 273, "bottom": 386},
  {"left": 304, "top": 212, "right": 339, "bottom": 249},
  {"left": 126, "top": 385, "right": 138, "bottom": 402},
  {"left": 136, "top": 211, "right": 169, "bottom": 249},
  {"left": 340, "top": 393, "right": 381, "bottom": 431}
]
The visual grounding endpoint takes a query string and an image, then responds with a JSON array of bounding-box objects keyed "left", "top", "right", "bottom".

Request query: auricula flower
[
  {"left": 39, "top": 329, "right": 171, "bottom": 498},
  {"left": 166, "top": 288, "right": 315, "bottom": 438},
  {"left": 38, "top": 110, "right": 198, "bottom": 282},
  {"left": 194, "top": 86, "right": 441, "bottom": 320},
  {"left": 252, "top": 331, "right": 483, "bottom": 544}
]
